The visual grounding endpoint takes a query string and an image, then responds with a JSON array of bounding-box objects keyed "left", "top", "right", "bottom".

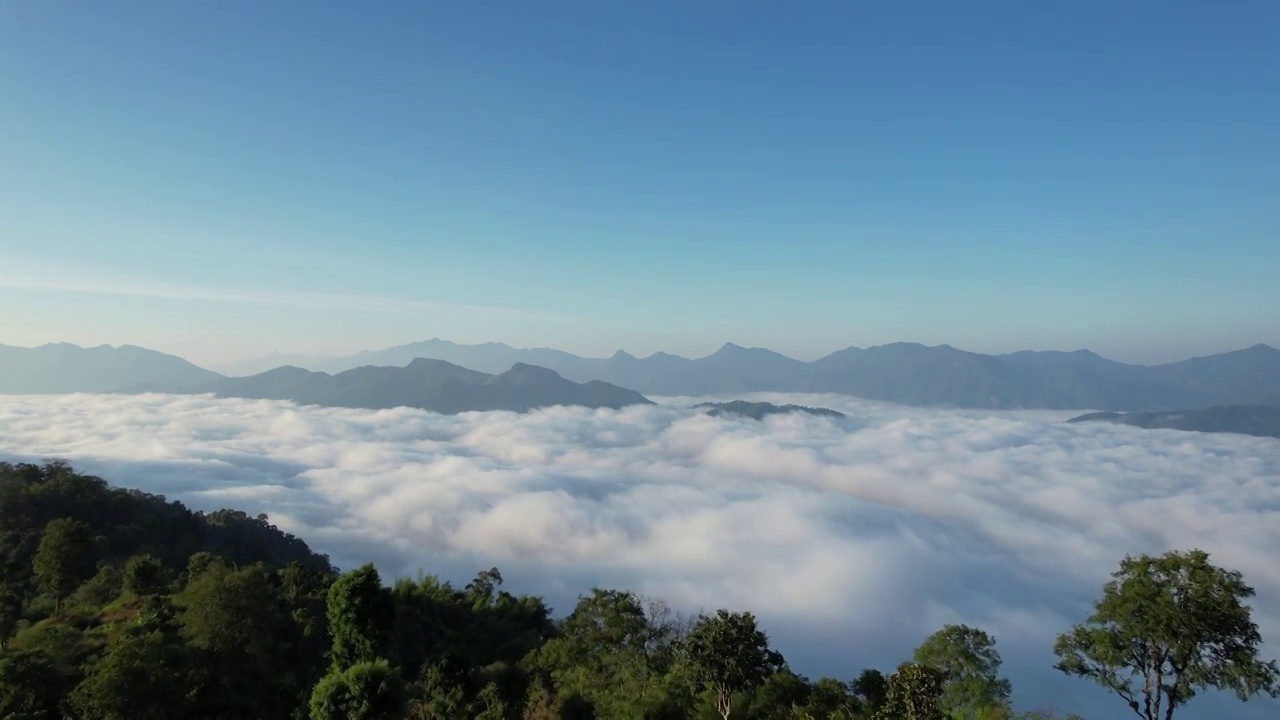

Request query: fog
[{"left": 1, "top": 392, "right": 1278, "bottom": 718}]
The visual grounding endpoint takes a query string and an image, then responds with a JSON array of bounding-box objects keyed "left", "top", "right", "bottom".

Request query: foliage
[
  {"left": 684, "top": 609, "right": 785, "bottom": 720},
  {"left": 33, "top": 518, "right": 95, "bottom": 612},
  {"left": 123, "top": 553, "right": 168, "bottom": 596},
  {"left": 876, "top": 663, "right": 946, "bottom": 720},
  {"left": 0, "top": 585, "right": 21, "bottom": 651},
  {"left": 912, "top": 624, "right": 1012, "bottom": 719},
  {"left": 67, "top": 627, "right": 190, "bottom": 720},
  {"left": 1054, "top": 549, "right": 1280, "bottom": 720},
  {"left": 6, "top": 463, "right": 1280, "bottom": 720},
  {"left": 327, "top": 564, "right": 393, "bottom": 669},
  {"left": 0, "top": 649, "right": 64, "bottom": 719},
  {"left": 308, "top": 659, "right": 407, "bottom": 720},
  {"left": 852, "top": 668, "right": 889, "bottom": 713}
]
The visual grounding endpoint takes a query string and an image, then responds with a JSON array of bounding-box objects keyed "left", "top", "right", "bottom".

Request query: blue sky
[{"left": 2, "top": 1, "right": 1277, "bottom": 367}]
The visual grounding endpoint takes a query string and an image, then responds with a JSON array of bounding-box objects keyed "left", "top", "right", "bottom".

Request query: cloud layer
[{"left": 1, "top": 392, "right": 1278, "bottom": 718}]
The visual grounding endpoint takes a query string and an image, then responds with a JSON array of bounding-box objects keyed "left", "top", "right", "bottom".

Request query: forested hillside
[{"left": 1, "top": 462, "right": 1276, "bottom": 720}]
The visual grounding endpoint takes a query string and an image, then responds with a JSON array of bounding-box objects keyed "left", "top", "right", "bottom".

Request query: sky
[
  {"left": 2, "top": 1, "right": 1278, "bottom": 366},
  {"left": 2, "top": 392, "right": 1278, "bottom": 718}
]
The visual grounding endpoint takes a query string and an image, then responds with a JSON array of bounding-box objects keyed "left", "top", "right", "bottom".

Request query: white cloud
[
  {"left": 0, "top": 259, "right": 566, "bottom": 321},
  {"left": 0, "top": 392, "right": 1278, "bottom": 718}
]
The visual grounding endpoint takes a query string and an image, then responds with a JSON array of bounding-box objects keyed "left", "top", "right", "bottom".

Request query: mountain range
[
  {"left": 1068, "top": 405, "right": 1280, "bottom": 440},
  {"left": 0, "top": 342, "right": 221, "bottom": 394},
  {"left": 163, "top": 359, "right": 653, "bottom": 414},
  {"left": 3, "top": 339, "right": 1280, "bottom": 412},
  {"left": 214, "top": 338, "right": 1280, "bottom": 411}
]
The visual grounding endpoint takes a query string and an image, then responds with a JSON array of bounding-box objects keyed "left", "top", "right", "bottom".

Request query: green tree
[
  {"left": 328, "top": 564, "right": 393, "bottom": 668},
  {"left": 406, "top": 661, "right": 471, "bottom": 720},
  {"left": 913, "top": 624, "right": 1012, "bottom": 719},
  {"left": 67, "top": 628, "right": 190, "bottom": 720},
  {"left": 32, "top": 517, "right": 94, "bottom": 612},
  {"left": 852, "top": 669, "right": 889, "bottom": 714},
  {"left": 0, "top": 584, "right": 21, "bottom": 651},
  {"left": 0, "top": 649, "right": 65, "bottom": 720},
  {"left": 876, "top": 664, "right": 946, "bottom": 720},
  {"left": 178, "top": 562, "right": 294, "bottom": 717},
  {"left": 123, "top": 553, "right": 168, "bottom": 596},
  {"left": 528, "top": 588, "right": 669, "bottom": 717},
  {"left": 474, "top": 681, "right": 508, "bottom": 720},
  {"left": 684, "top": 609, "right": 784, "bottom": 720},
  {"left": 1054, "top": 549, "right": 1280, "bottom": 720},
  {"left": 309, "top": 659, "right": 407, "bottom": 720}
]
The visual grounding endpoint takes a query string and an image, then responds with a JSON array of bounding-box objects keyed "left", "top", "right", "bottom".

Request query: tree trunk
[{"left": 717, "top": 687, "right": 732, "bottom": 720}]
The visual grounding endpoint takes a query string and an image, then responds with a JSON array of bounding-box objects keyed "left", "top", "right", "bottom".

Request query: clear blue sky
[{"left": 2, "top": 1, "right": 1277, "bottom": 367}]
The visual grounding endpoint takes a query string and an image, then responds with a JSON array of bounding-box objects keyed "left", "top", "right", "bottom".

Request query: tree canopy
[
  {"left": 2, "top": 461, "right": 1278, "bottom": 720},
  {"left": 1054, "top": 548, "right": 1280, "bottom": 720}
]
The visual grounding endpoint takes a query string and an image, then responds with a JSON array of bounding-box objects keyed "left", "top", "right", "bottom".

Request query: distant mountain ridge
[
  {"left": 0, "top": 342, "right": 223, "bottom": 394},
  {"left": 173, "top": 358, "right": 653, "bottom": 414},
  {"left": 1067, "top": 405, "right": 1280, "bottom": 440},
  {"left": 219, "top": 339, "right": 1280, "bottom": 411},
  {"left": 695, "top": 401, "right": 846, "bottom": 420},
  {"left": 7, "top": 339, "right": 1280, "bottom": 412}
]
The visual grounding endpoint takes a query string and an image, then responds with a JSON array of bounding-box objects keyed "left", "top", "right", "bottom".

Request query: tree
[
  {"left": 913, "top": 624, "right": 1012, "bottom": 718},
  {"left": 876, "top": 664, "right": 945, "bottom": 720},
  {"left": 527, "top": 588, "right": 667, "bottom": 717},
  {"left": 474, "top": 681, "right": 508, "bottom": 720},
  {"left": 32, "top": 517, "right": 94, "bottom": 612},
  {"left": 405, "top": 661, "right": 471, "bottom": 720},
  {"left": 328, "top": 564, "right": 393, "bottom": 668},
  {"left": 683, "top": 609, "right": 784, "bottom": 720},
  {"left": 0, "top": 584, "right": 21, "bottom": 651},
  {"left": 67, "top": 628, "right": 190, "bottom": 720},
  {"left": 123, "top": 553, "right": 168, "bottom": 596},
  {"left": 0, "top": 649, "right": 64, "bottom": 720},
  {"left": 852, "top": 669, "right": 889, "bottom": 714},
  {"left": 178, "top": 562, "right": 294, "bottom": 717},
  {"left": 1054, "top": 549, "right": 1280, "bottom": 720},
  {"left": 309, "top": 659, "right": 407, "bottom": 720}
]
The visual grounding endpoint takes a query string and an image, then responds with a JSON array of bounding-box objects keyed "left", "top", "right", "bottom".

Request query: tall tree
[
  {"left": 32, "top": 517, "right": 94, "bottom": 612},
  {"left": 178, "top": 562, "right": 294, "bottom": 717},
  {"left": 0, "top": 649, "right": 65, "bottom": 720},
  {"left": 1054, "top": 549, "right": 1280, "bottom": 720},
  {"left": 309, "top": 659, "right": 407, "bottom": 720},
  {"left": 683, "top": 609, "right": 784, "bottom": 720},
  {"left": 473, "top": 681, "right": 508, "bottom": 720},
  {"left": 528, "top": 588, "right": 667, "bottom": 717},
  {"left": 67, "top": 628, "right": 190, "bottom": 720},
  {"left": 853, "top": 669, "right": 889, "bottom": 714},
  {"left": 876, "top": 664, "right": 946, "bottom": 720},
  {"left": 123, "top": 553, "right": 168, "bottom": 596},
  {"left": 328, "top": 564, "right": 393, "bottom": 669},
  {"left": 912, "top": 624, "right": 1012, "bottom": 719},
  {"left": 0, "top": 584, "right": 21, "bottom": 651}
]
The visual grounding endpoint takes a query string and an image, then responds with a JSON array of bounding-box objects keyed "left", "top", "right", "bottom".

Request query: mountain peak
[
  {"left": 610, "top": 349, "right": 636, "bottom": 361},
  {"left": 502, "top": 362, "right": 564, "bottom": 381},
  {"left": 709, "top": 342, "right": 755, "bottom": 357}
]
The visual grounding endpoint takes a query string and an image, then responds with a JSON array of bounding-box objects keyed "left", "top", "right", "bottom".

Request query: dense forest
[{"left": 1, "top": 462, "right": 1276, "bottom": 720}]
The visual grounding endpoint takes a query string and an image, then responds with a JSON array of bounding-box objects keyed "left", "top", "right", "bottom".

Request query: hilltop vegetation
[
  {"left": 1067, "top": 404, "right": 1280, "bottom": 440},
  {"left": 1, "top": 462, "right": 1277, "bottom": 719},
  {"left": 694, "top": 401, "right": 846, "bottom": 420}
]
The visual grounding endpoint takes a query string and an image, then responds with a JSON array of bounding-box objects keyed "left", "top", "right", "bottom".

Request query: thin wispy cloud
[
  {"left": 0, "top": 262, "right": 567, "bottom": 321},
  {"left": 0, "top": 392, "right": 1277, "bottom": 719}
]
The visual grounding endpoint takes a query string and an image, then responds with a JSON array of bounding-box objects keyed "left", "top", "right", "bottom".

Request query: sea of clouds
[{"left": 1, "top": 392, "right": 1278, "bottom": 718}]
